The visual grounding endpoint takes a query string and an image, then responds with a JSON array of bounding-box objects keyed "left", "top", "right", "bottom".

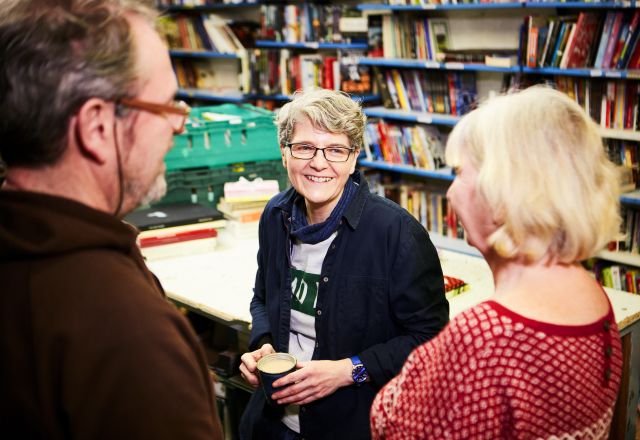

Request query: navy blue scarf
[{"left": 290, "top": 177, "right": 358, "bottom": 244}]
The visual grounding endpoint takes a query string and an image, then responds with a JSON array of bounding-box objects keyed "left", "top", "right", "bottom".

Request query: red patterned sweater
[{"left": 371, "top": 300, "right": 622, "bottom": 439}]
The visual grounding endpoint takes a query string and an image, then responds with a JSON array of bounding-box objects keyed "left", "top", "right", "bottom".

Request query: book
[
  {"left": 551, "top": 22, "right": 574, "bottom": 67},
  {"left": 594, "top": 12, "right": 616, "bottom": 68},
  {"left": 485, "top": 53, "right": 518, "bottom": 68},
  {"left": 565, "top": 12, "right": 601, "bottom": 68},
  {"left": 139, "top": 227, "right": 217, "bottom": 248},
  {"left": 542, "top": 19, "right": 562, "bottom": 67},
  {"left": 428, "top": 19, "right": 450, "bottom": 62},
  {"left": 391, "top": 69, "right": 410, "bottom": 110},
  {"left": 372, "top": 67, "right": 394, "bottom": 109},
  {"left": 526, "top": 16, "right": 547, "bottom": 68},
  {"left": 384, "top": 70, "right": 400, "bottom": 109},
  {"left": 601, "top": 12, "right": 624, "bottom": 68},
  {"left": 610, "top": 21, "right": 631, "bottom": 69},
  {"left": 339, "top": 50, "right": 371, "bottom": 94},
  {"left": 559, "top": 23, "right": 578, "bottom": 68},
  {"left": 367, "top": 15, "right": 384, "bottom": 58},
  {"left": 223, "top": 177, "right": 279, "bottom": 202},
  {"left": 140, "top": 234, "right": 218, "bottom": 260},
  {"left": 124, "top": 203, "right": 224, "bottom": 231},
  {"left": 617, "top": 10, "right": 640, "bottom": 69}
]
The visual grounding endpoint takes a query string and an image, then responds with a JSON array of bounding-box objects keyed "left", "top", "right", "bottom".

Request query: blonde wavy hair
[
  {"left": 277, "top": 88, "right": 366, "bottom": 150},
  {"left": 446, "top": 85, "right": 622, "bottom": 263}
]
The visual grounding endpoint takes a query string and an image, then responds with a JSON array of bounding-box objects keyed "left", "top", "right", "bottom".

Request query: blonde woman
[
  {"left": 371, "top": 86, "right": 623, "bottom": 439},
  {"left": 239, "top": 88, "right": 449, "bottom": 439}
]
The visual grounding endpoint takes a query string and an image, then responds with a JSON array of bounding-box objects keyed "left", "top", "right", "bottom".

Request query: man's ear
[{"left": 74, "top": 98, "right": 116, "bottom": 165}]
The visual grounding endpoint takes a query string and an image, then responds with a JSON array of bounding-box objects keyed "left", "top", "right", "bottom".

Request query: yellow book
[{"left": 391, "top": 69, "right": 410, "bottom": 110}]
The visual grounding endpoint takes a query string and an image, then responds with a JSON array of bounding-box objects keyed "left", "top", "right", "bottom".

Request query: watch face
[{"left": 353, "top": 365, "right": 368, "bottom": 383}]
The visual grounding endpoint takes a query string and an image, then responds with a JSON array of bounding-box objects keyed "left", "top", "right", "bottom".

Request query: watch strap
[{"left": 350, "top": 355, "right": 368, "bottom": 384}]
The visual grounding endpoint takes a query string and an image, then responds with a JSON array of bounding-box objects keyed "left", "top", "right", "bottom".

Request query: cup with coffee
[{"left": 256, "top": 353, "right": 297, "bottom": 406}]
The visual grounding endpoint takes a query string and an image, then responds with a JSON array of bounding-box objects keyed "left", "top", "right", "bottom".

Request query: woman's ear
[
  {"left": 349, "top": 148, "right": 361, "bottom": 174},
  {"left": 74, "top": 98, "right": 115, "bottom": 165},
  {"left": 281, "top": 145, "right": 287, "bottom": 168}
]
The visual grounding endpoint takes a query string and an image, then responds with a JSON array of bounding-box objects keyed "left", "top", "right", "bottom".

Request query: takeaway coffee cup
[{"left": 256, "top": 353, "right": 297, "bottom": 406}]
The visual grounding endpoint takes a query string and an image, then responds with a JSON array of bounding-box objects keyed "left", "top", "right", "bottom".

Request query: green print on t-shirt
[{"left": 291, "top": 268, "right": 319, "bottom": 316}]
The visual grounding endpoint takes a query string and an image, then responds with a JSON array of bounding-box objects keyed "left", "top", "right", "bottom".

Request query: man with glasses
[
  {"left": 239, "top": 88, "right": 449, "bottom": 439},
  {"left": 0, "top": 1, "right": 222, "bottom": 438}
]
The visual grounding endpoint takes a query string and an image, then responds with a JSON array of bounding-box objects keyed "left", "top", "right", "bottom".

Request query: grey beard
[{"left": 137, "top": 173, "right": 167, "bottom": 208}]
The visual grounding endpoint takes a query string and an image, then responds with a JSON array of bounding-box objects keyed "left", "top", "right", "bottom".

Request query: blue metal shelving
[
  {"left": 254, "top": 40, "right": 369, "bottom": 50},
  {"left": 169, "top": 50, "right": 239, "bottom": 59},
  {"left": 358, "top": 159, "right": 455, "bottom": 182},
  {"left": 359, "top": 57, "right": 520, "bottom": 72},
  {"left": 523, "top": 66, "right": 640, "bottom": 78},
  {"left": 357, "top": 1, "right": 636, "bottom": 11},
  {"left": 160, "top": 2, "right": 259, "bottom": 12},
  {"left": 250, "top": 93, "right": 380, "bottom": 103},
  {"left": 364, "top": 107, "right": 461, "bottom": 126}
]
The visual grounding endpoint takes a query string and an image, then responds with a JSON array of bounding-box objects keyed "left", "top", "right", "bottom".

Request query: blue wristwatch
[{"left": 350, "top": 355, "right": 368, "bottom": 385}]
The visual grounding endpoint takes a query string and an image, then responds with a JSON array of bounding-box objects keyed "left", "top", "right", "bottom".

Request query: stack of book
[
  {"left": 444, "top": 275, "right": 468, "bottom": 298},
  {"left": 124, "top": 203, "right": 226, "bottom": 260},
  {"left": 217, "top": 177, "right": 280, "bottom": 238}
]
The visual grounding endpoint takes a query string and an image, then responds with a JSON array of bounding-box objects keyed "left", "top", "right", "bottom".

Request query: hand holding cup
[
  {"left": 239, "top": 343, "right": 275, "bottom": 387},
  {"left": 256, "top": 353, "right": 297, "bottom": 406}
]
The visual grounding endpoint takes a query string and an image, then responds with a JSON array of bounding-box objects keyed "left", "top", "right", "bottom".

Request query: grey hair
[
  {"left": 0, "top": 0, "right": 156, "bottom": 167},
  {"left": 277, "top": 88, "right": 366, "bottom": 150}
]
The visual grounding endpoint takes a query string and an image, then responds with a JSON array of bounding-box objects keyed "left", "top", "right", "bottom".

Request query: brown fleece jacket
[{"left": 0, "top": 190, "right": 223, "bottom": 439}]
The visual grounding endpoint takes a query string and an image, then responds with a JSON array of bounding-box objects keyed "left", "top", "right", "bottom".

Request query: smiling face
[{"left": 283, "top": 117, "right": 359, "bottom": 224}]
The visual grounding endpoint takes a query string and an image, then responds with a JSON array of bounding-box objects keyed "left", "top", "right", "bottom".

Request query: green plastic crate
[
  {"left": 156, "top": 160, "right": 289, "bottom": 207},
  {"left": 165, "top": 104, "right": 281, "bottom": 172}
]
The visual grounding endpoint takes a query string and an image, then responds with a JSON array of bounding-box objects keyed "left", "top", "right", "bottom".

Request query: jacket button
[
  {"left": 331, "top": 244, "right": 335, "bottom": 249},
  {"left": 603, "top": 320, "right": 611, "bottom": 331},
  {"left": 316, "top": 309, "right": 322, "bottom": 316},
  {"left": 315, "top": 342, "right": 319, "bottom": 348},
  {"left": 301, "top": 406, "right": 306, "bottom": 413},
  {"left": 605, "top": 368, "right": 612, "bottom": 380},
  {"left": 605, "top": 345, "right": 612, "bottom": 357},
  {"left": 323, "top": 276, "right": 329, "bottom": 283}
]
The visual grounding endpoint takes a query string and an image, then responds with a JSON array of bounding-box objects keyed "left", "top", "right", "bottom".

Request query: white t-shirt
[{"left": 282, "top": 232, "right": 336, "bottom": 433}]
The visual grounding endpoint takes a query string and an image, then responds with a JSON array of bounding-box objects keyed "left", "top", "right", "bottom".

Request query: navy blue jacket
[{"left": 240, "top": 171, "right": 449, "bottom": 440}]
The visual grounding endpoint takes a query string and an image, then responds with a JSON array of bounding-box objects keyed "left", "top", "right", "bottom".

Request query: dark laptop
[{"left": 124, "top": 203, "right": 224, "bottom": 231}]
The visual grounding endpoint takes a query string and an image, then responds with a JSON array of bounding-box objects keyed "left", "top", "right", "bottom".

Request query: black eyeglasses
[
  {"left": 286, "top": 142, "right": 355, "bottom": 163},
  {"left": 117, "top": 97, "right": 191, "bottom": 134}
]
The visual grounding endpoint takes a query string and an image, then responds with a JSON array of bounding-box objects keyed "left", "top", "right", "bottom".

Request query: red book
[
  {"left": 566, "top": 13, "right": 601, "bottom": 68},
  {"left": 323, "top": 57, "right": 336, "bottom": 90},
  {"left": 139, "top": 228, "right": 217, "bottom": 248},
  {"left": 447, "top": 73, "right": 457, "bottom": 116}
]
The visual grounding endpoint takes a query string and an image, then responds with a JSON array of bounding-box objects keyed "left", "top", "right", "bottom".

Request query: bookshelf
[
  {"left": 158, "top": 1, "right": 374, "bottom": 103},
  {"left": 353, "top": 1, "right": 640, "bottom": 306}
]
